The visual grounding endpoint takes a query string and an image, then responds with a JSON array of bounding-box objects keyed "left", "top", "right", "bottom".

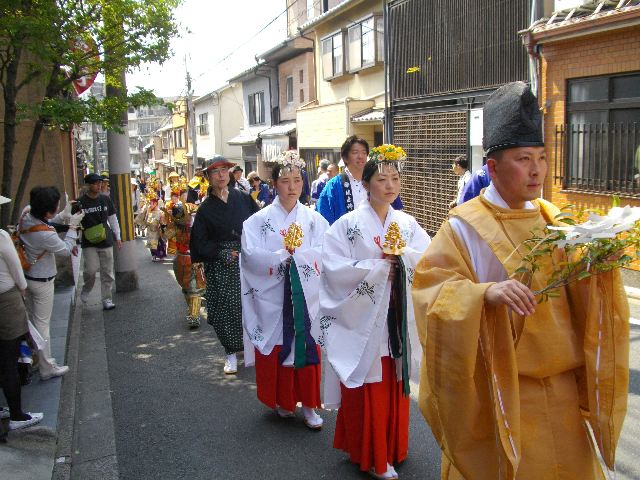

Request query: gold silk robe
[{"left": 413, "top": 194, "right": 629, "bottom": 480}]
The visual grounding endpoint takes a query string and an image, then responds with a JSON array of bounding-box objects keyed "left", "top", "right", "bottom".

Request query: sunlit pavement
[{"left": 97, "top": 239, "right": 640, "bottom": 479}]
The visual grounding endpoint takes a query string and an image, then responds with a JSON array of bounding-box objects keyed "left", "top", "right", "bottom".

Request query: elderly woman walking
[{"left": 190, "top": 155, "right": 259, "bottom": 374}]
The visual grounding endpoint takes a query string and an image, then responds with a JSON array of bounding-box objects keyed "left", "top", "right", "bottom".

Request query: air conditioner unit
[{"left": 554, "top": 0, "right": 594, "bottom": 11}]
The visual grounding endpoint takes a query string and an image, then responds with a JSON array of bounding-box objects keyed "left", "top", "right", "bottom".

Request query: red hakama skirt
[
  {"left": 334, "top": 356, "right": 409, "bottom": 475},
  {"left": 254, "top": 345, "right": 322, "bottom": 412}
]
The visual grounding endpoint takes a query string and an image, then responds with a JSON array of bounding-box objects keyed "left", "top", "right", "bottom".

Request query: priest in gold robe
[{"left": 413, "top": 81, "right": 629, "bottom": 480}]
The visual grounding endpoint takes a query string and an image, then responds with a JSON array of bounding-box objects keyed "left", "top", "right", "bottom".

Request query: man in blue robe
[
  {"left": 317, "top": 136, "right": 403, "bottom": 225},
  {"left": 459, "top": 163, "right": 491, "bottom": 204}
]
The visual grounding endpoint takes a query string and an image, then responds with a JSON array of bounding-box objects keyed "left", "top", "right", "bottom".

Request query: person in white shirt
[
  {"left": 0, "top": 194, "right": 44, "bottom": 430},
  {"left": 20, "top": 186, "right": 84, "bottom": 380},
  {"left": 449, "top": 155, "right": 471, "bottom": 209}
]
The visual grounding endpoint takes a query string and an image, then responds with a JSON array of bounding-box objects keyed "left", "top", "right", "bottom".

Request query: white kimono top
[
  {"left": 241, "top": 197, "right": 330, "bottom": 367},
  {"left": 450, "top": 183, "right": 534, "bottom": 283},
  {"left": 317, "top": 202, "right": 431, "bottom": 408}
]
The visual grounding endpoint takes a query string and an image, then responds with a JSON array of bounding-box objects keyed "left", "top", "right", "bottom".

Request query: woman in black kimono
[{"left": 190, "top": 155, "right": 259, "bottom": 374}]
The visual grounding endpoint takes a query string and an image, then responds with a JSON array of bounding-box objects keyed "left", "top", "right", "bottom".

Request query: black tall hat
[{"left": 483, "top": 81, "right": 544, "bottom": 155}]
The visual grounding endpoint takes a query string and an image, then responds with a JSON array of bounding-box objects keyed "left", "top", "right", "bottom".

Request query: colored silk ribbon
[
  {"left": 387, "top": 256, "right": 410, "bottom": 396},
  {"left": 279, "top": 258, "right": 319, "bottom": 368}
]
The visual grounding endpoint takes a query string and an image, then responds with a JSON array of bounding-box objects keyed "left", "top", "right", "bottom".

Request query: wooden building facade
[{"left": 386, "top": 0, "right": 536, "bottom": 234}]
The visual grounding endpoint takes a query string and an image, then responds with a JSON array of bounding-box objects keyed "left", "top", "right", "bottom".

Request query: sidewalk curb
[
  {"left": 51, "top": 278, "right": 120, "bottom": 479},
  {"left": 51, "top": 290, "right": 80, "bottom": 480}
]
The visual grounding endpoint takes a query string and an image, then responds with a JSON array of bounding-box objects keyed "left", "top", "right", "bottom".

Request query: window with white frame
[
  {"left": 198, "top": 112, "right": 209, "bottom": 136},
  {"left": 321, "top": 31, "right": 344, "bottom": 80},
  {"left": 174, "top": 128, "right": 184, "bottom": 148},
  {"left": 306, "top": 0, "right": 315, "bottom": 21},
  {"left": 162, "top": 131, "right": 171, "bottom": 149},
  {"left": 286, "top": 76, "right": 294, "bottom": 104},
  {"left": 347, "top": 16, "right": 383, "bottom": 73},
  {"left": 248, "top": 91, "right": 265, "bottom": 125}
]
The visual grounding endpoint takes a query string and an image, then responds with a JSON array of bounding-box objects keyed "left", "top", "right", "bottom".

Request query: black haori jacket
[{"left": 189, "top": 188, "right": 259, "bottom": 263}]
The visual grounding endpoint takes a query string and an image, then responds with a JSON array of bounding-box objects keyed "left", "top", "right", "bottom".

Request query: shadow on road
[{"left": 105, "top": 241, "right": 442, "bottom": 479}]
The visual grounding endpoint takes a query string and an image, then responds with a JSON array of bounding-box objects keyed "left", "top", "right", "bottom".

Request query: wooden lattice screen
[
  {"left": 395, "top": 110, "right": 468, "bottom": 235},
  {"left": 388, "top": 0, "right": 530, "bottom": 100}
]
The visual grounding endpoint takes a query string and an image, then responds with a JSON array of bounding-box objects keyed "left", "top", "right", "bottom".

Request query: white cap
[{"left": 0, "top": 195, "right": 11, "bottom": 206}]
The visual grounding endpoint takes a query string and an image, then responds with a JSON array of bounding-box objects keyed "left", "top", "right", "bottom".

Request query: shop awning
[
  {"left": 351, "top": 108, "right": 385, "bottom": 124},
  {"left": 227, "top": 132, "right": 258, "bottom": 145},
  {"left": 259, "top": 122, "right": 296, "bottom": 138}
]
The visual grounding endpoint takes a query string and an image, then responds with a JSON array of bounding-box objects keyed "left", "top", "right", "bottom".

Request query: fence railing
[{"left": 554, "top": 123, "right": 640, "bottom": 196}]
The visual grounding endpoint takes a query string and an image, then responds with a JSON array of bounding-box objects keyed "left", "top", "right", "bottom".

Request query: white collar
[
  {"left": 483, "top": 183, "right": 535, "bottom": 210},
  {"left": 362, "top": 202, "right": 394, "bottom": 233},
  {"left": 272, "top": 195, "right": 299, "bottom": 217},
  {"left": 344, "top": 167, "right": 362, "bottom": 185}
]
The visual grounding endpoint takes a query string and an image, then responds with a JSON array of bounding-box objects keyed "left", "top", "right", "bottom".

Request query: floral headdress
[
  {"left": 146, "top": 190, "right": 159, "bottom": 202},
  {"left": 170, "top": 177, "right": 189, "bottom": 196},
  {"left": 273, "top": 150, "right": 306, "bottom": 177},
  {"left": 369, "top": 144, "right": 407, "bottom": 173},
  {"left": 147, "top": 176, "right": 159, "bottom": 193}
]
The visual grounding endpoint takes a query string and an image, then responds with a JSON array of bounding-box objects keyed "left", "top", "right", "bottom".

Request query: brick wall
[{"left": 539, "top": 26, "right": 640, "bottom": 269}]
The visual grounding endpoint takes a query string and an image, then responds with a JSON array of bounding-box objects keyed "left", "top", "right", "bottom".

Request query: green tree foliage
[{"left": 0, "top": 0, "right": 181, "bottom": 225}]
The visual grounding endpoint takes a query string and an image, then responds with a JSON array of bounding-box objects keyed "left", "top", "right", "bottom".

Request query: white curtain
[{"left": 261, "top": 136, "right": 290, "bottom": 163}]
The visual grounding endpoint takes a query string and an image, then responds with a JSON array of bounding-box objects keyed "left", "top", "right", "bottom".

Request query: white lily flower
[{"left": 552, "top": 205, "right": 640, "bottom": 247}]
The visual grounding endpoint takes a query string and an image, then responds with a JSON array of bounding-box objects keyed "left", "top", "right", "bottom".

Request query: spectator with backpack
[
  {"left": 77, "top": 173, "right": 122, "bottom": 310},
  {"left": 20, "top": 186, "right": 84, "bottom": 380},
  {"left": 0, "top": 194, "right": 43, "bottom": 430}
]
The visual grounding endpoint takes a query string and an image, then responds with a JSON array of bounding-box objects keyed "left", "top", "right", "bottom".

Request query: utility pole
[
  {"left": 185, "top": 58, "right": 198, "bottom": 175},
  {"left": 91, "top": 122, "right": 100, "bottom": 173},
  {"left": 137, "top": 135, "right": 145, "bottom": 179},
  {"left": 104, "top": 13, "right": 138, "bottom": 292}
]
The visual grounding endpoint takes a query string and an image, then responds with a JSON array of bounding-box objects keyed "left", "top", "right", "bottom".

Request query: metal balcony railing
[{"left": 554, "top": 123, "right": 640, "bottom": 196}]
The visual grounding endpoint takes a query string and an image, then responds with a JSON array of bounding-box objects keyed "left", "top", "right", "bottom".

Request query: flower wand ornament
[
  {"left": 283, "top": 222, "right": 304, "bottom": 255},
  {"left": 382, "top": 221, "right": 406, "bottom": 256},
  {"left": 509, "top": 197, "right": 640, "bottom": 303}
]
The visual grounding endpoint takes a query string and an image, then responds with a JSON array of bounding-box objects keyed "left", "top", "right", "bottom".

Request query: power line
[{"left": 195, "top": 0, "right": 304, "bottom": 80}]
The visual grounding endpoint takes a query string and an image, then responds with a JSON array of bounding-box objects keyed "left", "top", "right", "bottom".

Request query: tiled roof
[{"left": 528, "top": 0, "right": 640, "bottom": 35}]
